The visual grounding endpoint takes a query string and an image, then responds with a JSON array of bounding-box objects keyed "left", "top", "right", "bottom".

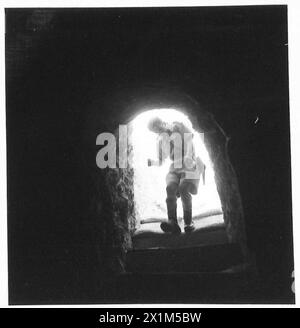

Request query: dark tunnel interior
[{"left": 5, "top": 6, "right": 294, "bottom": 304}]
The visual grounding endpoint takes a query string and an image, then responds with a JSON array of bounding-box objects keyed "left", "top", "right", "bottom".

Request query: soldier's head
[{"left": 147, "top": 117, "right": 168, "bottom": 134}]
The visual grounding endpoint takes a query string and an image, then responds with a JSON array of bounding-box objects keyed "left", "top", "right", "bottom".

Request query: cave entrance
[{"left": 129, "top": 108, "right": 224, "bottom": 247}]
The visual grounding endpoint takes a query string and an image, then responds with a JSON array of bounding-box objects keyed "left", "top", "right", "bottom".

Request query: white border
[{"left": 1, "top": 0, "right": 299, "bottom": 308}]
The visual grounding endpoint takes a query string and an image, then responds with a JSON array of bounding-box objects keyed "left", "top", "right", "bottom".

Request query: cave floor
[{"left": 133, "top": 214, "right": 227, "bottom": 249}]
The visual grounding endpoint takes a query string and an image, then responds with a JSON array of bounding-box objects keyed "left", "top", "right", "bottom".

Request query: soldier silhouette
[{"left": 147, "top": 117, "right": 205, "bottom": 234}]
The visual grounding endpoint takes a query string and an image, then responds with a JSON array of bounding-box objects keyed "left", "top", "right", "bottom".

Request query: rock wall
[
  {"left": 90, "top": 127, "right": 136, "bottom": 276},
  {"left": 202, "top": 118, "right": 246, "bottom": 247}
]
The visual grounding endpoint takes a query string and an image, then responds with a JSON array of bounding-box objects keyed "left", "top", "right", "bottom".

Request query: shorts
[{"left": 166, "top": 171, "right": 200, "bottom": 195}]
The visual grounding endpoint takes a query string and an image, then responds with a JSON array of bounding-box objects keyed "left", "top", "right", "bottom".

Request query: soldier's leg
[
  {"left": 166, "top": 183, "right": 178, "bottom": 221},
  {"left": 160, "top": 172, "right": 181, "bottom": 234},
  {"left": 179, "top": 180, "right": 195, "bottom": 233}
]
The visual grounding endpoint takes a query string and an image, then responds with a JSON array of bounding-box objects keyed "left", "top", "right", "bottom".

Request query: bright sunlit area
[{"left": 129, "top": 108, "right": 223, "bottom": 233}]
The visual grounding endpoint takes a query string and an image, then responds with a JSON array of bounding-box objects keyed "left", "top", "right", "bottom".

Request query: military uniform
[{"left": 157, "top": 121, "right": 205, "bottom": 233}]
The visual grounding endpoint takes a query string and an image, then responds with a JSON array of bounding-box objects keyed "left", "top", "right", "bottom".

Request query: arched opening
[
  {"left": 128, "top": 108, "right": 225, "bottom": 248},
  {"left": 91, "top": 88, "right": 248, "bottom": 274}
]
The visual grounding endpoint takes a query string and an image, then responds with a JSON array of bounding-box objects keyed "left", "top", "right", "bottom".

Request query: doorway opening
[{"left": 129, "top": 108, "right": 224, "bottom": 247}]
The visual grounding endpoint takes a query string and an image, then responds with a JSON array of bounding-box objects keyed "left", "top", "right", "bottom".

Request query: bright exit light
[{"left": 130, "top": 108, "right": 222, "bottom": 225}]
